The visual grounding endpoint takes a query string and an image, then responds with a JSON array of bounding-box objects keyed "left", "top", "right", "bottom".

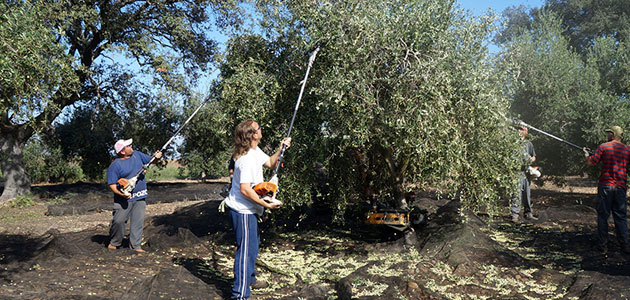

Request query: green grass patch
[
  {"left": 145, "top": 162, "right": 188, "bottom": 181},
  {"left": 10, "top": 193, "right": 36, "bottom": 208}
]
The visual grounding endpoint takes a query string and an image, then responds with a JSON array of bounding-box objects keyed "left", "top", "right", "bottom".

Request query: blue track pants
[{"left": 229, "top": 209, "right": 259, "bottom": 300}]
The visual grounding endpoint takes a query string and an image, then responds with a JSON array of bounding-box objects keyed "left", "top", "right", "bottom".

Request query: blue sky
[
  {"left": 456, "top": 0, "right": 544, "bottom": 16},
  {"left": 106, "top": 1, "right": 550, "bottom": 97}
]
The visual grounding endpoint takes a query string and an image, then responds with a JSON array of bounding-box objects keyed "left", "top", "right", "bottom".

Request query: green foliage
[
  {"left": 50, "top": 95, "right": 181, "bottom": 180},
  {"left": 179, "top": 97, "right": 234, "bottom": 179},
  {"left": 497, "top": 1, "right": 630, "bottom": 98},
  {"left": 1, "top": 0, "right": 244, "bottom": 199},
  {"left": 0, "top": 0, "right": 78, "bottom": 127},
  {"left": 497, "top": 11, "right": 630, "bottom": 177},
  {"left": 23, "top": 137, "right": 84, "bottom": 184},
  {"left": 49, "top": 105, "right": 118, "bottom": 179},
  {"left": 494, "top": 5, "right": 539, "bottom": 45},
  {"left": 586, "top": 37, "right": 630, "bottom": 98},
  {"left": 9, "top": 193, "right": 35, "bottom": 208},
  {"left": 145, "top": 164, "right": 187, "bottom": 181},
  {"left": 545, "top": 0, "right": 630, "bottom": 54},
  {"left": 201, "top": 0, "right": 522, "bottom": 222}
]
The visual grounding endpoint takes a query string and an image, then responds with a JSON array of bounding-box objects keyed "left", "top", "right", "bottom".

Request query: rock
[
  {"left": 119, "top": 266, "right": 223, "bottom": 300},
  {"left": 298, "top": 284, "right": 331, "bottom": 299},
  {"left": 335, "top": 278, "right": 353, "bottom": 300}
]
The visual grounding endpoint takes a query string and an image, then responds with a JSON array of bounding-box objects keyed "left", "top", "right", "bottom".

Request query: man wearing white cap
[{"left": 106, "top": 138, "right": 162, "bottom": 253}]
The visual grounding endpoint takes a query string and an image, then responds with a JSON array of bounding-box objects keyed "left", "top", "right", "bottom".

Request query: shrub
[
  {"left": 23, "top": 138, "right": 85, "bottom": 184},
  {"left": 10, "top": 193, "right": 35, "bottom": 208}
]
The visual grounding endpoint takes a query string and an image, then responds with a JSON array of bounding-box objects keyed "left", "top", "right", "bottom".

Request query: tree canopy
[
  {"left": 496, "top": 4, "right": 630, "bottom": 179},
  {"left": 182, "top": 0, "right": 523, "bottom": 223},
  {"left": 0, "top": 0, "right": 242, "bottom": 200}
]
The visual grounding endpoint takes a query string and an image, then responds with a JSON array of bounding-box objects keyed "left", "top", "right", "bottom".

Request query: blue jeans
[
  {"left": 596, "top": 185, "right": 629, "bottom": 247},
  {"left": 229, "top": 210, "right": 259, "bottom": 300}
]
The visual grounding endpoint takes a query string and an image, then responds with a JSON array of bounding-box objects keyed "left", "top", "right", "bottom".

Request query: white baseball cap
[{"left": 114, "top": 139, "right": 133, "bottom": 153}]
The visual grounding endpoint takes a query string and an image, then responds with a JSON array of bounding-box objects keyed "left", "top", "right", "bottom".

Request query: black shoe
[
  {"left": 596, "top": 244, "right": 608, "bottom": 255},
  {"left": 525, "top": 213, "right": 539, "bottom": 220},
  {"left": 621, "top": 244, "right": 630, "bottom": 254},
  {"left": 250, "top": 280, "right": 269, "bottom": 290}
]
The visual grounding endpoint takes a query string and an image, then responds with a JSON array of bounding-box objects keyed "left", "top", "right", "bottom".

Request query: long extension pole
[
  {"left": 517, "top": 120, "right": 591, "bottom": 154},
  {"left": 142, "top": 95, "right": 212, "bottom": 171},
  {"left": 118, "top": 94, "right": 213, "bottom": 195},
  {"left": 272, "top": 46, "right": 321, "bottom": 176}
]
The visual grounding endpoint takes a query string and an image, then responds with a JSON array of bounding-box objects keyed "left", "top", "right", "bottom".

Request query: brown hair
[{"left": 233, "top": 120, "right": 258, "bottom": 160}]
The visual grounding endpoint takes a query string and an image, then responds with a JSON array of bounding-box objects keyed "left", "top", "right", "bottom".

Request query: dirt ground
[{"left": 1, "top": 177, "right": 630, "bottom": 299}]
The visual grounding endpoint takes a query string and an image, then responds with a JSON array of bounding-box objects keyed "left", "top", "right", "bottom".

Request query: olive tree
[
  {"left": 496, "top": 11, "right": 630, "bottom": 177},
  {"left": 205, "top": 0, "right": 522, "bottom": 223}
]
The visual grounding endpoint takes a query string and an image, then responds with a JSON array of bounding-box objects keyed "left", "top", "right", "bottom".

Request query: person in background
[
  {"left": 585, "top": 126, "right": 630, "bottom": 255},
  {"left": 220, "top": 157, "right": 236, "bottom": 198},
  {"left": 106, "top": 138, "right": 162, "bottom": 253},
  {"left": 511, "top": 126, "right": 538, "bottom": 223},
  {"left": 224, "top": 120, "right": 290, "bottom": 300}
]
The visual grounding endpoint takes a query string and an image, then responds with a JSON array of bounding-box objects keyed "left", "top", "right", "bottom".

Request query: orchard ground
[{"left": 0, "top": 177, "right": 629, "bottom": 299}]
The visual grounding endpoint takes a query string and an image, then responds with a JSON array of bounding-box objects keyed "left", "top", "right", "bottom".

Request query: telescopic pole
[
  {"left": 272, "top": 46, "right": 320, "bottom": 176},
  {"left": 141, "top": 95, "right": 212, "bottom": 173},
  {"left": 517, "top": 120, "right": 592, "bottom": 154}
]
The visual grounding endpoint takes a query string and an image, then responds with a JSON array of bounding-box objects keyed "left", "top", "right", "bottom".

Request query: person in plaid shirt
[{"left": 585, "top": 125, "right": 630, "bottom": 255}]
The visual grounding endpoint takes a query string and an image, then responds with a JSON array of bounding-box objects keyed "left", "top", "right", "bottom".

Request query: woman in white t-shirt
[{"left": 225, "top": 120, "right": 290, "bottom": 300}]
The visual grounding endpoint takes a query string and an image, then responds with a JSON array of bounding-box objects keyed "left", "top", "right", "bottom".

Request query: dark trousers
[
  {"left": 109, "top": 199, "right": 146, "bottom": 250},
  {"left": 229, "top": 210, "right": 259, "bottom": 300},
  {"left": 511, "top": 176, "right": 532, "bottom": 218},
  {"left": 596, "top": 185, "right": 629, "bottom": 246}
]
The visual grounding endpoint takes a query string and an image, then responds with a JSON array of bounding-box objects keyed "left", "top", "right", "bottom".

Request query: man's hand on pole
[
  {"left": 583, "top": 147, "right": 591, "bottom": 158},
  {"left": 280, "top": 137, "right": 292, "bottom": 151}
]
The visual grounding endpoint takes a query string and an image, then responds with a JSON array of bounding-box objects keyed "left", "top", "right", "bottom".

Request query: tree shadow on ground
[
  {"left": 150, "top": 200, "right": 232, "bottom": 239},
  {"left": 35, "top": 181, "right": 225, "bottom": 216},
  {"left": 494, "top": 222, "right": 630, "bottom": 276},
  {"left": 91, "top": 234, "right": 132, "bottom": 249},
  {"left": 0, "top": 233, "right": 43, "bottom": 281},
  {"left": 173, "top": 257, "right": 232, "bottom": 298},
  {"left": 532, "top": 188, "right": 596, "bottom": 208}
]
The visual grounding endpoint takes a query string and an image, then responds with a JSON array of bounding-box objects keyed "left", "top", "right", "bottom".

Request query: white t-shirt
[{"left": 225, "top": 147, "right": 270, "bottom": 215}]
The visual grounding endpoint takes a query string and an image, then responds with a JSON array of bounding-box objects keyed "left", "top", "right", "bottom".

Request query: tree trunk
[
  {"left": 378, "top": 145, "right": 408, "bottom": 209},
  {"left": 0, "top": 128, "right": 32, "bottom": 202}
]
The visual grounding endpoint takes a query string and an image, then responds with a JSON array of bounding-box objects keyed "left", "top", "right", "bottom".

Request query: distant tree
[
  {"left": 0, "top": 0, "right": 242, "bottom": 201},
  {"left": 497, "top": 1, "right": 630, "bottom": 55},
  {"left": 23, "top": 137, "right": 84, "bottom": 184},
  {"left": 177, "top": 94, "right": 233, "bottom": 179},
  {"left": 494, "top": 5, "right": 540, "bottom": 45},
  {"left": 496, "top": 1, "right": 630, "bottom": 99},
  {"left": 49, "top": 94, "right": 180, "bottom": 180},
  {"left": 496, "top": 11, "right": 630, "bottom": 176},
  {"left": 586, "top": 37, "right": 630, "bottom": 98},
  {"left": 545, "top": 0, "right": 630, "bottom": 54}
]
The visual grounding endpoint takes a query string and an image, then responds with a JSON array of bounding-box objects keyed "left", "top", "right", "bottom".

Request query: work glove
[
  {"left": 583, "top": 147, "right": 591, "bottom": 157},
  {"left": 528, "top": 166, "right": 542, "bottom": 178},
  {"left": 218, "top": 199, "right": 227, "bottom": 213}
]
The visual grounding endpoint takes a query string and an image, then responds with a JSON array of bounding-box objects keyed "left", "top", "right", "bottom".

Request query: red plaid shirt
[{"left": 589, "top": 141, "right": 630, "bottom": 189}]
